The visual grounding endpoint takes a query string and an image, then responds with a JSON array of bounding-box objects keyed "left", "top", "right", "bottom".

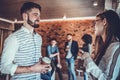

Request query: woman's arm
[{"left": 83, "top": 43, "right": 120, "bottom": 80}]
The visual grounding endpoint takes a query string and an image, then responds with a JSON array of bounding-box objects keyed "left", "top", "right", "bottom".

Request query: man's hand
[
  {"left": 65, "top": 46, "right": 70, "bottom": 51},
  {"left": 30, "top": 62, "right": 50, "bottom": 74},
  {"left": 57, "top": 64, "right": 62, "bottom": 69},
  {"left": 49, "top": 52, "right": 59, "bottom": 58}
]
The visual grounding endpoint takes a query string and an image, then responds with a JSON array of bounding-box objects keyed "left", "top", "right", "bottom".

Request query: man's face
[
  {"left": 51, "top": 40, "right": 57, "bottom": 46},
  {"left": 67, "top": 35, "right": 72, "bottom": 41},
  {"left": 27, "top": 8, "right": 40, "bottom": 28}
]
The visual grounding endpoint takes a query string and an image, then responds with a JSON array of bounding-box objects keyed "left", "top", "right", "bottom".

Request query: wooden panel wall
[
  {"left": 0, "top": 21, "right": 14, "bottom": 56},
  {"left": 0, "top": 20, "right": 14, "bottom": 80}
]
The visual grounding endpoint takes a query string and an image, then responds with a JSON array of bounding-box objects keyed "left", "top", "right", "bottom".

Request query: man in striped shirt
[{"left": 1, "top": 2, "right": 50, "bottom": 80}]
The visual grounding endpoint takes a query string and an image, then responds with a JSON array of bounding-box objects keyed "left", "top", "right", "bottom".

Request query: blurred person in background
[{"left": 64, "top": 33, "right": 79, "bottom": 80}]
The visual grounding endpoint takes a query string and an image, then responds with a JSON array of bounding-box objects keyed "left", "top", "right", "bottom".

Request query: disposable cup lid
[{"left": 42, "top": 57, "right": 51, "bottom": 64}]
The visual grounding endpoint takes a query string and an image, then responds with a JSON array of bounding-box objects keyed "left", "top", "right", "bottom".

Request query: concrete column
[
  {"left": 116, "top": 2, "right": 120, "bottom": 16},
  {"left": 105, "top": 0, "right": 113, "bottom": 10}
]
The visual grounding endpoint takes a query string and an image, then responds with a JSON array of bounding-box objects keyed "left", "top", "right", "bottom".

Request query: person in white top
[
  {"left": 81, "top": 10, "right": 120, "bottom": 80},
  {"left": 1, "top": 2, "right": 50, "bottom": 80}
]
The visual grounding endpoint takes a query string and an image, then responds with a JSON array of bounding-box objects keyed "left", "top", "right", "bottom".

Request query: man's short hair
[
  {"left": 50, "top": 38, "right": 57, "bottom": 42},
  {"left": 67, "top": 33, "right": 73, "bottom": 36},
  {"left": 20, "top": 2, "right": 41, "bottom": 15}
]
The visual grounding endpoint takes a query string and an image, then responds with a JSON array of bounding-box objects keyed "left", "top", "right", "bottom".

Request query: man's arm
[
  {"left": 56, "top": 47, "right": 61, "bottom": 64},
  {"left": 47, "top": 45, "right": 56, "bottom": 58},
  {"left": 55, "top": 46, "right": 62, "bottom": 68},
  {"left": 76, "top": 41, "right": 79, "bottom": 53},
  {"left": 1, "top": 35, "right": 19, "bottom": 75},
  {"left": 64, "top": 42, "right": 67, "bottom": 52},
  {"left": 73, "top": 41, "right": 79, "bottom": 59},
  {"left": 15, "top": 62, "right": 50, "bottom": 74}
]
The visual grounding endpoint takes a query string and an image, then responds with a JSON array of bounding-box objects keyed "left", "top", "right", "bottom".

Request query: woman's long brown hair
[{"left": 94, "top": 10, "right": 120, "bottom": 65}]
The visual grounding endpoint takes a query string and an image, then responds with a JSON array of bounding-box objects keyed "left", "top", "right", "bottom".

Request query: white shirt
[{"left": 66, "top": 41, "right": 72, "bottom": 59}]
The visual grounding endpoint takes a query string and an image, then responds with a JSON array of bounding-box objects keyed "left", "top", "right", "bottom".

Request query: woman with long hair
[
  {"left": 80, "top": 34, "right": 92, "bottom": 54},
  {"left": 82, "top": 10, "right": 120, "bottom": 80}
]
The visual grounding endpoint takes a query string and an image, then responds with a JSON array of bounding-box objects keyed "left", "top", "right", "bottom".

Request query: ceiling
[{"left": 0, "top": 0, "right": 105, "bottom": 21}]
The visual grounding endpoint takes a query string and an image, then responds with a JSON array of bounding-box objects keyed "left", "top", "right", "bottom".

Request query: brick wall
[{"left": 35, "top": 19, "right": 95, "bottom": 73}]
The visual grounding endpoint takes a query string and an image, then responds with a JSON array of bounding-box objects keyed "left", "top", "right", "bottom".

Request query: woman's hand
[{"left": 81, "top": 53, "right": 90, "bottom": 59}]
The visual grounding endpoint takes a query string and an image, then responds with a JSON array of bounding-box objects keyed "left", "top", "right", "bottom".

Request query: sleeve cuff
[
  {"left": 10, "top": 64, "right": 18, "bottom": 76},
  {"left": 84, "top": 56, "right": 94, "bottom": 72}
]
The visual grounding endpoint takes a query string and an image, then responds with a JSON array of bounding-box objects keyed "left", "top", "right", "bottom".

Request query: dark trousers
[
  {"left": 51, "top": 60, "right": 63, "bottom": 80},
  {"left": 41, "top": 71, "right": 51, "bottom": 80}
]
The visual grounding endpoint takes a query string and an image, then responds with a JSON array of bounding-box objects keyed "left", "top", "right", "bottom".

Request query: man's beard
[{"left": 27, "top": 16, "right": 40, "bottom": 28}]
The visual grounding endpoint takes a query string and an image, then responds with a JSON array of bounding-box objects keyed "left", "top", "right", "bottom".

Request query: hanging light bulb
[
  {"left": 14, "top": 18, "right": 17, "bottom": 23},
  {"left": 93, "top": 0, "right": 98, "bottom": 6}
]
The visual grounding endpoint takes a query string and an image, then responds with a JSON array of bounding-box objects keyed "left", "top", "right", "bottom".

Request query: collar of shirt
[{"left": 22, "top": 26, "right": 36, "bottom": 35}]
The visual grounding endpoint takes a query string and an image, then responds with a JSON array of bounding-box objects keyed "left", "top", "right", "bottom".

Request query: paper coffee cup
[
  {"left": 41, "top": 57, "right": 51, "bottom": 64},
  {"left": 41, "top": 57, "right": 52, "bottom": 71}
]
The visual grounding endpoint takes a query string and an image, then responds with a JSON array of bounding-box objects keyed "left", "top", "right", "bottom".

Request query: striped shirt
[{"left": 1, "top": 26, "right": 42, "bottom": 80}]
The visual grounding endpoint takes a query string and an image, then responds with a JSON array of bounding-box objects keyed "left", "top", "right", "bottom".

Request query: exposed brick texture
[{"left": 35, "top": 19, "right": 95, "bottom": 73}]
